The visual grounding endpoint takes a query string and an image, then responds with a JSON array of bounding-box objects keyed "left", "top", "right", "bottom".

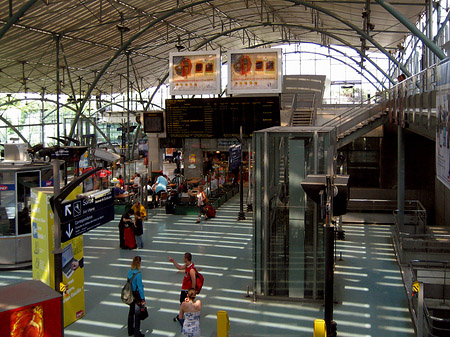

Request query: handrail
[
  {"left": 321, "top": 96, "right": 376, "bottom": 127},
  {"left": 288, "top": 93, "right": 297, "bottom": 127},
  {"left": 424, "top": 304, "right": 450, "bottom": 337}
]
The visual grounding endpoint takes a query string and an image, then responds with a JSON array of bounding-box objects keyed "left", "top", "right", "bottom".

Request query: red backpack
[{"left": 195, "top": 268, "right": 204, "bottom": 294}]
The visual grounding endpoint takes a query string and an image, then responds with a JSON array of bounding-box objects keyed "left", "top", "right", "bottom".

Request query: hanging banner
[
  {"left": 169, "top": 50, "right": 221, "bottom": 95},
  {"left": 229, "top": 144, "right": 242, "bottom": 171},
  {"left": 227, "top": 48, "right": 282, "bottom": 95},
  {"left": 436, "top": 59, "right": 450, "bottom": 190}
]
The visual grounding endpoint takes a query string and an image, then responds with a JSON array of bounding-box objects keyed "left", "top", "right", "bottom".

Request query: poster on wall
[
  {"left": 436, "top": 59, "right": 450, "bottom": 190},
  {"left": 169, "top": 51, "right": 221, "bottom": 95},
  {"left": 227, "top": 48, "right": 282, "bottom": 95}
]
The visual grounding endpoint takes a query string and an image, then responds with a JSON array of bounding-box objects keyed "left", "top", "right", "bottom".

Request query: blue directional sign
[{"left": 60, "top": 189, "right": 114, "bottom": 243}]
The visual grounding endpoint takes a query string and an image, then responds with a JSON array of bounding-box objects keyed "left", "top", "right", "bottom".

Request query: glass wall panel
[{"left": 253, "top": 127, "right": 334, "bottom": 300}]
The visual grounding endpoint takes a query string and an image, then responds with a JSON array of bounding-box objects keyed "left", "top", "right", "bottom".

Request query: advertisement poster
[
  {"left": 227, "top": 48, "right": 282, "bottom": 94},
  {"left": 0, "top": 281, "right": 62, "bottom": 337},
  {"left": 169, "top": 51, "right": 221, "bottom": 95},
  {"left": 436, "top": 59, "right": 450, "bottom": 190},
  {"left": 31, "top": 186, "right": 85, "bottom": 327}
]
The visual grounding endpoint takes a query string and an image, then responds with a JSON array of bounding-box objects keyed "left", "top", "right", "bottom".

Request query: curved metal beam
[
  {"left": 284, "top": 0, "right": 411, "bottom": 76},
  {"left": 0, "top": 98, "right": 117, "bottom": 153},
  {"left": 375, "top": 0, "right": 446, "bottom": 60},
  {"left": 188, "top": 22, "right": 394, "bottom": 84},
  {"left": 144, "top": 22, "right": 393, "bottom": 109},
  {"left": 282, "top": 50, "right": 381, "bottom": 91},
  {"left": 256, "top": 40, "right": 387, "bottom": 91},
  {"left": 0, "top": 0, "right": 38, "bottom": 40},
  {"left": 68, "top": 0, "right": 211, "bottom": 139},
  {"left": 0, "top": 114, "right": 31, "bottom": 146}
]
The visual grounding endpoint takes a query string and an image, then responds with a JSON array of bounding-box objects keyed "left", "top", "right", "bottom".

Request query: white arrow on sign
[
  {"left": 66, "top": 223, "right": 73, "bottom": 238},
  {"left": 65, "top": 204, "right": 72, "bottom": 217}
]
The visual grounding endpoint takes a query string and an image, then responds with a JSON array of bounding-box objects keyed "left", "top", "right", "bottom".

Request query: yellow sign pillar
[{"left": 31, "top": 187, "right": 85, "bottom": 327}]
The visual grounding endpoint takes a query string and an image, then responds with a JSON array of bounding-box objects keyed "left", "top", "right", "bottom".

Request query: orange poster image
[
  {"left": 227, "top": 48, "right": 282, "bottom": 94},
  {"left": 10, "top": 305, "right": 44, "bottom": 337},
  {"left": 169, "top": 51, "right": 220, "bottom": 95}
]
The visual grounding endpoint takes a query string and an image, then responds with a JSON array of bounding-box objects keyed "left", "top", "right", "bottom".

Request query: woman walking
[
  {"left": 194, "top": 185, "right": 207, "bottom": 223},
  {"left": 178, "top": 288, "right": 202, "bottom": 337},
  {"left": 127, "top": 256, "right": 146, "bottom": 337}
]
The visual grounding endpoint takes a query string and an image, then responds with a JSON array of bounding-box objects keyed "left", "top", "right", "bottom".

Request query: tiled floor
[{"left": 0, "top": 196, "right": 415, "bottom": 336}]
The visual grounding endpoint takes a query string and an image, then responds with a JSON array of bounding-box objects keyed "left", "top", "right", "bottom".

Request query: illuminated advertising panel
[
  {"left": 436, "top": 59, "right": 450, "bottom": 190},
  {"left": 0, "top": 280, "right": 62, "bottom": 336},
  {"left": 169, "top": 51, "right": 221, "bottom": 95},
  {"left": 227, "top": 48, "right": 282, "bottom": 95}
]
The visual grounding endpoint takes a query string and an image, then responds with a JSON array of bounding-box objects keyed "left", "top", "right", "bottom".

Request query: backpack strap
[{"left": 127, "top": 271, "right": 140, "bottom": 282}]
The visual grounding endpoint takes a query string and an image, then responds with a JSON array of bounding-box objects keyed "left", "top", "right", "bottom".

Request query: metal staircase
[
  {"left": 321, "top": 101, "right": 388, "bottom": 148},
  {"left": 282, "top": 75, "right": 326, "bottom": 127}
]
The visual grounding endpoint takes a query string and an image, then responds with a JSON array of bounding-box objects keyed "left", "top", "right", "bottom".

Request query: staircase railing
[{"left": 288, "top": 93, "right": 297, "bottom": 127}]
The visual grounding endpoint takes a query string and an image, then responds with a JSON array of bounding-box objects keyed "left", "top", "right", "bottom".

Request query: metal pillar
[
  {"left": 238, "top": 126, "right": 246, "bottom": 220},
  {"left": 247, "top": 142, "right": 253, "bottom": 212},
  {"left": 375, "top": 0, "right": 445, "bottom": 60},
  {"left": 397, "top": 125, "right": 405, "bottom": 227},
  {"left": 426, "top": 0, "right": 433, "bottom": 67},
  {"left": 52, "top": 160, "right": 62, "bottom": 294},
  {"left": 324, "top": 224, "right": 335, "bottom": 336},
  {"left": 126, "top": 51, "right": 131, "bottom": 182},
  {"left": 263, "top": 131, "right": 269, "bottom": 295},
  {"left": 41, "top": 88, "right": 45, "bottom": 145},
  {"left": 417, "top": 282, "right": 424, "bottom": 336},
  {"left": 55, "top": 34, "right": 61, "bottom": 140}
]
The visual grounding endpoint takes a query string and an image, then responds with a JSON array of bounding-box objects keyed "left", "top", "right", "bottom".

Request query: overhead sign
[
  {"left": 50, "top": 146, "right": 88, "bottom": 163},
  {"left": 169, "top": 50, "right": 221, "bottom": 95},
  {"left": 165, "top": 96, "right": 280, "bottom": 138},
  {"left": 227, "top": 48, "right": 282, "bottom": 95},
  {"left": 60, "top": 190, "right": 114, "bottom": 243},
  {"left": 229, "top": 144, "right": 242, "bottom": 171}
]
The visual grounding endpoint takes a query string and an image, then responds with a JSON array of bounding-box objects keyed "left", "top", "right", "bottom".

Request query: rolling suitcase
[
  {"left": 124, "top": 226, "right": 136, "bottom": 249},
  {"left": 204, "top": 205, "right": 216, "bottom": 218}
]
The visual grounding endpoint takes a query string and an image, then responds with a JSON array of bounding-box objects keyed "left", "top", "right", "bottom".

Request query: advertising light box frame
[
  {"left": 227, "top": 48, "right": 282, "bottom": 95},
  {"left": 169, "top": 50, "right": 221, "bottom": 96}
]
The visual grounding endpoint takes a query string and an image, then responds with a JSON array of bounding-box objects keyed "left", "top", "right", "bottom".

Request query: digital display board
[
  {"left": 165, "top": 97, "right": 280, "bottom": 138},
  {"left": 143, "top": 111, "right": 164, "bottom": 133}
]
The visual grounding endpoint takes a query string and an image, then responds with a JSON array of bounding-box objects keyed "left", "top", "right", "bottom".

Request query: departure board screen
[{"left": 165, "top": 97, "right": 280, "bottom": 138}]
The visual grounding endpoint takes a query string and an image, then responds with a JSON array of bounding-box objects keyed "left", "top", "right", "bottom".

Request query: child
[{"left": 134, "top": 211, "right": 144, "bottom": 249}]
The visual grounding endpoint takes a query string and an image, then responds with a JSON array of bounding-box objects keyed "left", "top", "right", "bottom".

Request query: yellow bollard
[
  {"left": 313, "top": 319, "right": 326, "bottom": 337},
  {"left": 217, "top": 310, "right": 230, "bottom": 337}
]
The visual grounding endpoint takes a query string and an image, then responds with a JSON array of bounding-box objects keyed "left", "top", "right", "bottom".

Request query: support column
[
  {"left": 55, "top": 34, "right": 61, "bottom": 140},
  {"left": 289, "top": 139, "right": 305, "bottom": 298},
  {"left": 397, "top": 125, "right": 405, "bottom": 227},
  {"left": 147, "top": 136, "right": 161, "bottom": 175},
  {"left": 184, "top": 138, "right": 203, "bottom": 179}
]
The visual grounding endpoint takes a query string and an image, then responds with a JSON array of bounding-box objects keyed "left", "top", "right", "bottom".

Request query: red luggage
[
  {"left": 204, "top": 205, "right": 216, "bottom": 218},
  {"left": 124, "top": 226, "right": 136, "bottom": 249}
]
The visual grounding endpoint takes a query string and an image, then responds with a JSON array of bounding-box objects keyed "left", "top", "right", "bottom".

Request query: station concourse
[
  {"left": 0, "top": 1, "right": 450, "bottom": 336},
  {"left": 0, "top": 192, "right": 415, "bottom": 336}
]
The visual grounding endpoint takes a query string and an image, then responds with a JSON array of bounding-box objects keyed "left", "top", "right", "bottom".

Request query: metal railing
[
  {"left": 409, "top": 260, "right": 450, "bottom": 336},
  {"left": 394, "top": 200, "right": 428, "bottom": 230}
]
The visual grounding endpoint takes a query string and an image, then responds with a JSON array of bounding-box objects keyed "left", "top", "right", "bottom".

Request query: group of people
[
  {"left": 119, "top": 200, "right": 146, "bottom": 249},
  {"left": 126, "top": 253, "right": 202, "bottom": 337}
]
